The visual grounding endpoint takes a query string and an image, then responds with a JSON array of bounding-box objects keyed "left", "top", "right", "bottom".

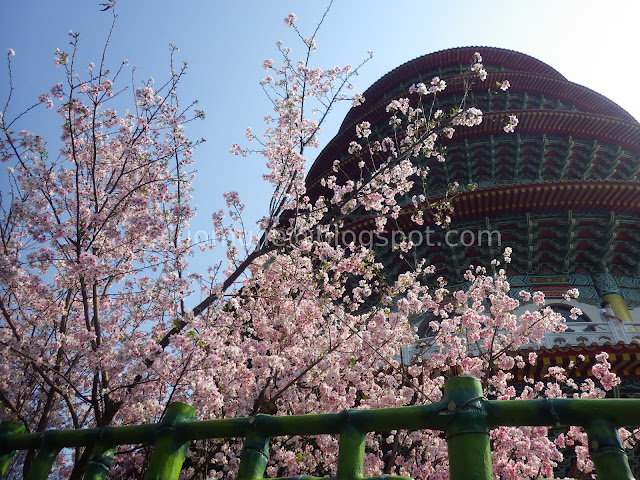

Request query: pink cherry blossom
[{"left": 284, "top": 13, "right": 297, "bottom": 27}]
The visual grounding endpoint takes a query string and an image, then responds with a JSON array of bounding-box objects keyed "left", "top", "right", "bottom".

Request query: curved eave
[
  {"left": 307, "top": 110, "right": 640, "bottom": 195},
  {"left": 443, "top": 180, "right": 640, "bottom": 223},
  {"left": 514, "top": 342, "right": 640, "bottom": 381},
  {"left": 343, "top": 180, "right": 640, "bottom": 234},
  {"left": 341, "top": 46, "right": 565, "bottom": 127},
  {"left": 444, "top": 110, "right": 640, "bottom": 150},
  {"left": 341, "top": 71, "right": 637, "bottom": 134}
]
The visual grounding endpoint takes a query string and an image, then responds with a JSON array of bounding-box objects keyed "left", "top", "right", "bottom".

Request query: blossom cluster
[{"left": 503, "top": 114, "right": 520, "bottom": 133}]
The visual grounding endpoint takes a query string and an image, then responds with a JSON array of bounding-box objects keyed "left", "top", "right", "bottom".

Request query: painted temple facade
[{"left": 306, "top": 47, "right": 640, "bottom": 477}]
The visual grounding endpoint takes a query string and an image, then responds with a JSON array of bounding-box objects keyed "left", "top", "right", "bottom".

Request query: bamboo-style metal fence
[{"left": 1, "top": 377, "right": 638, "bottom": 480}]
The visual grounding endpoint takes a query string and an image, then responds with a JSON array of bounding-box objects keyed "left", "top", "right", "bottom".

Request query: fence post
[
  {"left": 143, "top": 401, "right": 196, "bottom": 480},
  {"left": 337, "top": 424, "right": 365, "bottom": 480},
  {"left": 586, "top": 419, "right": 634, "bottom": 480},
  {"left": 236, "top": 428, "right": 270, "bottom": 480},
  {"left": 444, "top": 377, "right": 492, "bottom": 480},
  {"left": 0, "top": 421, "right": 26, "bottom": 475},
  {"left": 83, "top": 443, "right": 116, "bottom": 480}
]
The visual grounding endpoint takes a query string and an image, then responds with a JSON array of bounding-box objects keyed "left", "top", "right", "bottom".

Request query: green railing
[{"left": 1, "top": 377, "right": 638, "bottom": 480}]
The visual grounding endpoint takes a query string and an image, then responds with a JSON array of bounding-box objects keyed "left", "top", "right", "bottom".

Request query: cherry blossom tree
[
  {"left": 0, "top": 4, "right": 627, "bottom": 479},
  {"left": 1, "top": 9, "right": 202, "bottom": 476}
]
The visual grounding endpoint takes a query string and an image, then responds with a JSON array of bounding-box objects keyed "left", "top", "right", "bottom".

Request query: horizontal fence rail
[{"left": 1, "top": 377, "right": 638, "bottom": 480}]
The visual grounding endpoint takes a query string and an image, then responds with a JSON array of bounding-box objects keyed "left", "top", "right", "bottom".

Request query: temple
[{"left": 307, "top": 47, "right": 640, "bottom": 477}]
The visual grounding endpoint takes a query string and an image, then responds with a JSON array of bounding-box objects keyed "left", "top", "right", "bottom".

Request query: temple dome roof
[{"left": 303, "top": 47, "right": 640, "bottom": 280}]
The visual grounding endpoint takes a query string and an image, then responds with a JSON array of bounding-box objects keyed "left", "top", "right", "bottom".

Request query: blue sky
[{"left": 3, "top": 0, "right": 640, "bottom": 287}]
